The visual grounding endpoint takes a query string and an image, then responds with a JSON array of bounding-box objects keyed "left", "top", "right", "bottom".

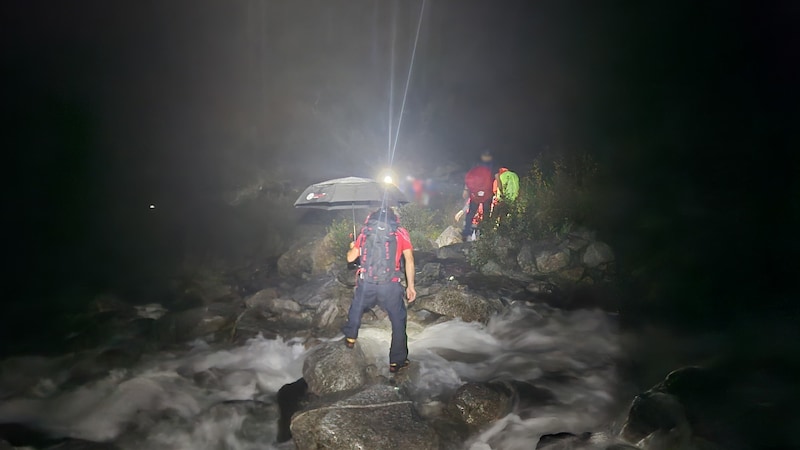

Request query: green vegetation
[
  {"left": 324, "top": 218, "right": 356, "bottom": 259},
  {"left": 469, "top": 154, "right": 600, "bottom": 266},
  {"left": 397, "top": 203, "right": 446, "bottom": 251},
  {"left": 319, "top": 153, "right": 601, "bottom": 268}
]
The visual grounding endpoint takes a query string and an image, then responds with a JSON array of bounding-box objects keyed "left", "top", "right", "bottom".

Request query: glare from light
[
  {"left": 149, "top": 204, "right": 155, "bottom": 209},
  {"left": 379, "top": 169, "right": 397, "bottom": 185}
]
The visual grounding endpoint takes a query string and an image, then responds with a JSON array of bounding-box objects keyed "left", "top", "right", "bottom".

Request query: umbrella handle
[{"left": 352, "top": 205, "right": 357, "bottom": 241}]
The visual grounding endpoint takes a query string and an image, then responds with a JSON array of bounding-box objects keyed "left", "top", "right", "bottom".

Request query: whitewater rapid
[{"left": 0, "top": 302, "right": 627, "bottom": 449}]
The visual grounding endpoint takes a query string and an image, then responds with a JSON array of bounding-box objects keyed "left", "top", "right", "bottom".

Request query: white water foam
[{"left": 0, "top": 302, "right": 625, "bottom": 449}]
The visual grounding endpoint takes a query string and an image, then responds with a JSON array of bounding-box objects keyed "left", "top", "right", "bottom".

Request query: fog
[{"left": 2, "top": 0, "right": 795, "bottom": 375}]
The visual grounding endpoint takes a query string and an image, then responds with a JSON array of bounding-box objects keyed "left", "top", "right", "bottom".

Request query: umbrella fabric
[{"left": 293, "top": 176, "right": 408, "bottom": 210}]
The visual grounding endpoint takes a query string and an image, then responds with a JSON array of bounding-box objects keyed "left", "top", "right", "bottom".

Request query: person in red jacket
[
  {"left": 462, "top": 152, "right": 495, "bottom": 241},
  {"left": 343, "top": 208, "right": 417, "bottom": 373}
]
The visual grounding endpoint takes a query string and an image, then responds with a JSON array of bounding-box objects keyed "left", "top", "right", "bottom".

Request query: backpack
[
  {"left": 465, "top": 165, "right": 494, "bottom": 202},
  {"left": 359, "top": 213, "right": 401, "bottom": 283},
  {"left": 498, "top": 170, "right": 520, "bottom": 201}
]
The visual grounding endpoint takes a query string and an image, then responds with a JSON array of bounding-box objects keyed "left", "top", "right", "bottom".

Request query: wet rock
[
  {"left": 243, "top": 287, "right": 279, "bottom": 309},
  {"left": 446, "top": 382, "right": 514, "bottom": 428},
  {"left": 535, "top": 247, "right": 571, "bottom": 273},
  {"left": 525, "top": 282, "right": 555, "bottom": 295},
  {"left": 228, "top": 308, "right": 279, "bottom": 345},
  {"left": 133, "top": 303, "right": 168, "bottom": 320},
  {"left": 480, "top": 260, "right": 504, "bottom": 276},
  {"left": 567, "top": 228, "right": 596, "bottom": 242},
  {"left": 556, "top": 266, "right": 585, "bottom": 283},
  {"left": 537, "top": 431, "right": 636, "bottom": 449},
  {"left": 291, "top": 277, "right": 351, "bottom": 310},
  {"left": 173, "top": 269, "right": 241, "bottom": 307},
  {"left": 311, "top": 297, "right": 341, "bottom": 332},
  {"left": 290, "top": 385, "right": 439, "bottom": 450},
  {"left": 413, "top": 284, "right": 503, "bottom": 323},
  {"left": 277, "top": 240, "right": 315, "bottom": 279},
  {"left": 435, "top": 225, "right": 462, "bottom": 248},
  {"left": 620, "top": 391, "right": 689, "bottom": 443},
  {"left": 582, "top": 241, "right": 615, "bottom": 268},
  {"left": 155, "top": 303, "right": 240, "bottom": 345},
  {"left": 536, "top": 432, "right": 591, "bottom": 449},
  {"left": 418, "top": 262, "right": 442, "bottom": 285},
  {"left": 564, "top": 235, "right": 591, "bottom": 252},
  {"left": 302, "top": 341, "right": 369, "bottom": 396},
  {"left": 436, "top": 243, "right": 468, "bottom": 260},
  {"left": 648, "top": 365, "right": 760, "bottom": 449}
]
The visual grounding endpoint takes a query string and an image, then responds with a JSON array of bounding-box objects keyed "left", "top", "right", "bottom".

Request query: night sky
[{"left": 2, "top": 1, "right": 797, "bottom": 352}]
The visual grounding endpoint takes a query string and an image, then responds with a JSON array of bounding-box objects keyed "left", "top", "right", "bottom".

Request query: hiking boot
[
  {"left": 344, "top": 337, "right": 356, "bottom": 349},
  {"left": 389, "top": 359, "right": 410, "bottom": 373}
]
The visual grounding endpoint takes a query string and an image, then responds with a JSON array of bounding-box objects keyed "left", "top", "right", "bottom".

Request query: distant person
[
  {"left": 409, "top": 175, "right": 430, "bottom": 205},
  {"left": 492, "top": 167, "right": 520, "bottom": 220},
  {"left": 495, "top": 167, "right": 520, "bottom": 203},
  {"left": 462, "top": 154, "right": 494, "bottom": 241},
  {"left": 343, "top": 207, "right": 417, "bottom": 374}
]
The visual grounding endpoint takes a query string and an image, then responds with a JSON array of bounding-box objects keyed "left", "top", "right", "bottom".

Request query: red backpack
[{"left": 464, "top": 165, "right": 493, "bottom": 202}]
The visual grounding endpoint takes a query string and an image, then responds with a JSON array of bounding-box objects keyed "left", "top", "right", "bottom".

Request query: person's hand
[
  {"left": 406, "top": 286, "right": 417, "bottom": 303},
  {"left": 349, "top": 241, "right": 355, "bottom": 249}
]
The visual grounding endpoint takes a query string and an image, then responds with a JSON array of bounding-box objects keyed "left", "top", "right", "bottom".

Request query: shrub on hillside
[
  {"left": 469, "top": 153, "right": 599, "bottom": 267},
  {"left": 324, "top": 218, "right": 354, "bottom": 260},
  {"left": 397, "top": 203, "right": 446, "bottom": 245}
]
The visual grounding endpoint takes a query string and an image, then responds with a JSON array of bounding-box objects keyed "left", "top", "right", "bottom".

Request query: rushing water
[{"left": 0, "top": 302, "right": 630, "bottom": 449}]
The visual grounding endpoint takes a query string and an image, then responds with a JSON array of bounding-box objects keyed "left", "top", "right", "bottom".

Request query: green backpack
[{"left": 498, "top": 170, "right": 519, "bottom": 201}]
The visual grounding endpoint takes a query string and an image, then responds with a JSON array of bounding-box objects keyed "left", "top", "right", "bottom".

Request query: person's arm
[
  {"left": 402, "top": 248, "right": 416, "bottom": 303},
  {"left": 346, "top": 241, "right": 360, "bottom": 263},
  {"left": 462, "top": 185, "right": 469, "bottom": 200}
]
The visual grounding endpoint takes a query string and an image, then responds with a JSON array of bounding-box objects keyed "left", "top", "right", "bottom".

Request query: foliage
[
  {"left": 469, "top": 153, "right": 600, "bottom": 266},
  {"left": 397, "top": 202, "right": 446, "bottom": 243},
  {"left": 325, "top": 218, "right": 355, "bottom": 259}
]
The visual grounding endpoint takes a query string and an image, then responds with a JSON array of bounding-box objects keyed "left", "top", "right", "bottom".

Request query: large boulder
[
  {"left": 446, "top": 382, "right": 514, "bottom": 428},
  {"left": 290, "top": 385, "right": 440, "bottom": 450},
  {"left": 620, "top": 391, "right": 689, "bottom": 443},
  {"left": 417, "top": 262, "right": 443, "bottom": 286},
  {"left": 535, "top": 247, "right": 571, "bottom": 273},
  {"left": 155, "top": 303, "right": 241, "bottom": 346},
  {"left": 302, "top": 341, "right": 369, "bottom": 396},
  {"left": 412, "top": 284, "right": 503, "bottom": 323},
  {"left": 277, "top": 234, "right": 345, "bottom": 279},
  {"left": 582, "top": 241, "right": 615, "bottom": 268},
  {"left": 435, "top": 225, "right": 463, "bottom": 248},
  {"left": 277, "top": 240, "right": 316, "bottom": 279}
]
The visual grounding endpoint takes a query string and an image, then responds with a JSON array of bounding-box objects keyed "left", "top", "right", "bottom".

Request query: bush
[
  {"left": 325, "top": 218, "right": 355, "bottom": 259},
  {"left": 397, "top": 203, "right": 446, "bottom": 243},
  {"left": 469, "top": 153, "right": 599, "bottom": 266}
]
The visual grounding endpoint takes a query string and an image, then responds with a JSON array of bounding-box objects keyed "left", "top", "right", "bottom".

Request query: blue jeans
[{"left": 341, "top": 281, "right": 408, "bottom": 365}]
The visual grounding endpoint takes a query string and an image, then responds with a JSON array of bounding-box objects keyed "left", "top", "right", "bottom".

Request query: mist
[{"left": 2, "top": 0, "right": 796, "bottom": 394}]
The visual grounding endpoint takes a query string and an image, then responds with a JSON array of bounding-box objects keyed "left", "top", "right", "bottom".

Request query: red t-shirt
[{"left": 354, "top": 226, "right": 412, "bottom": 274}]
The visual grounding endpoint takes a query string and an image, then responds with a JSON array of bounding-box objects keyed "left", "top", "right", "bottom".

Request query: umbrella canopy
[{"left": 294, "top": 176, "right": 408, "bottom": 210}]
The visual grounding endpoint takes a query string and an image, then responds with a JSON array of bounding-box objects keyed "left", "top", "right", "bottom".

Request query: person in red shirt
[
  {"left": 462, "top": 161, "right": 494, "bottom": 241},
  {"left": 343, "top": 207, "right": 417, "bottom": 373}
]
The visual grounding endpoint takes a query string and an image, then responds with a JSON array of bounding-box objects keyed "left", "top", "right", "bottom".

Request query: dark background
[{"left": 1, "top": 0, "right": 797, "bottom": 380}]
